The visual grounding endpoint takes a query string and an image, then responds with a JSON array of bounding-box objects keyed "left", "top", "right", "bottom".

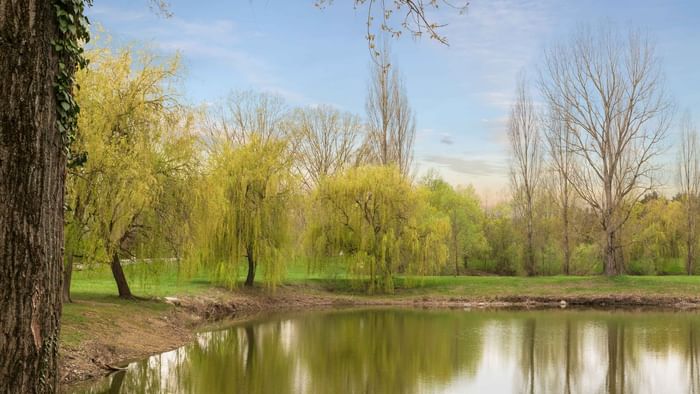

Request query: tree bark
[
  {"left": 0, "top": 2, "right": 64, "bottom": 392},
  {"left": 688, "top": 196, "right": 695, "bottom": 275},
  {"left": 245, "top": 245, "right": 256, "bottom": 287},
  {"left": 63, "top": 255, "right": 74, "bottom": 303},
  {"left": 562, "top": 197, "right": 571, "bottom": 275},
  {"left": 603, "top": 207, "right": 622, "bottom": 276},
  {"left": 604, "top": 227, "right": 618, "bottom": 276},
  {"left": 452, "top": 218, "right": 459, "bottom": 276},
  {"left": 111, "top": 253, "right": 133, "bottom": 299},
  {"left": 525, "top": 196, "right": 536, "bottom": 276}
]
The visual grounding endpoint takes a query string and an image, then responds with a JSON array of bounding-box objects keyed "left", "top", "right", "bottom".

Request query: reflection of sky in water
[{"left": 67, "top": 309, "right": 700, "bottom": 394}]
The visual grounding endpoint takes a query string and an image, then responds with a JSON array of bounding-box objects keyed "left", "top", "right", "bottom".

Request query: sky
[{"left": 87, "top": 0, "right": 700, "bottom": 201}]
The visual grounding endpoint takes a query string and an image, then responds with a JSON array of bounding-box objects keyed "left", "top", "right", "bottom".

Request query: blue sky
[{"left": 88, "top": 0, "right": 700, "bottom": 200}]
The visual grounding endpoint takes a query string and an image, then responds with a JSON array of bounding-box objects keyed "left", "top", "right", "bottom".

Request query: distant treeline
[{"left": 65, "top": 28, "right": 698, "bottom": 297}]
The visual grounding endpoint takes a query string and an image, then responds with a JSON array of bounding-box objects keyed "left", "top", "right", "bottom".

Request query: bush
[{"left": 570, "top": 243, "right": 602, "bottom": 275}]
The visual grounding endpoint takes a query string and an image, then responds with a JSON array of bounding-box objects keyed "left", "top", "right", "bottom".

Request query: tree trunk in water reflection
[
  {"left": 606, "top": 321, "right": 625, "bottom": 394},
  {"left": 522, "top": 318, "right": 536, "bottom": 394},
  {"left": 689, "top": 322, "right": 700, "bottom": 394},
  {"left": 565, "top": 320, "right": 571, "bottom": 394},
  {"left": 108, "top": 370, "right": 126, "bottom": 394}
]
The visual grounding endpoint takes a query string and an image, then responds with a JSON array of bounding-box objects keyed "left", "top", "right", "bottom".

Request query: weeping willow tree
[
  {"left": 187, "top": 136, "right": 295, "bottom": 288},
  {"left": 308, "top": 165, "right": 449, "bottom": 293},
  {"left": 65, "top": 46, "right": 186, "bottom": 299}
]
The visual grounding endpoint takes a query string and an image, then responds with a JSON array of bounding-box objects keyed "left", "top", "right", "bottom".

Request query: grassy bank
[{"left": 60, "top": 262, "right": 700, "bottom": 386}]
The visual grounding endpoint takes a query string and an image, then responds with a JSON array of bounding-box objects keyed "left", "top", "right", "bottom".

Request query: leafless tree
[
  {"left": 203, "top": 90, "right": 288, "bottom": 150},
  {"left": 544, "top": 105, "right": 576, "bottom": 274},
  {"left": 508, "top": 77, "right": 543, "bottom": 276},
  {"left": 678, "top": 112, "right": 699, "bottom": 275},
  {"left": 365, "top": 44, "right": 416, "bottom": 177},
  {"left": 291, "top": 105, "right": 362, "bottom": 188},
  {"left": 540, "top": 27, "right": 672, "bottom": 276},
  {"left": 316, "top": 0, "right": 469, "bottom": 53}
]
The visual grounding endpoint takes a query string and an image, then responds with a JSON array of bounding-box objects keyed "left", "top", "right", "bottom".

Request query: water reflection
[{"left": 66, "top": 308, "right": 700, "bottom": 394}]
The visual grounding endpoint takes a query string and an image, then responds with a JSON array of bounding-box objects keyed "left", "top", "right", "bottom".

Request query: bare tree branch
[{"left": 539, "top": 25, "right": 673, "bottom": 275}]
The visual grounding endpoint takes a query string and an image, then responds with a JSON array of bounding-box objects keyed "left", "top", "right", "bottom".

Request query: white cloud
[
  {"left": 89, "top": 11, "right": 312, "bottom": 105},
  {"left": 422, "top": 155, "right": 506, "bottom": 177}
]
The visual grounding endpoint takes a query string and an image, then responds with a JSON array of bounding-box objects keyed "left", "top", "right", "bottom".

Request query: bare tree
[
  {"left": 544, "top": 105, "right": 576, "bottom": 274},
  {"left": 540, "top": 27, "right": 672, "bottom": 276},
  {"left": 678, "top": 112, "right": 700, "bottom": 275},
  {"left": 508, "top": 77, "right": 543, "bottom": 276},
  {"left": 292, "top": 105, "right": 362, "bottom": 188},
  {"left": 365, "top": 44, "right": 416, "bottom": 177},
  {"left": 203, "top": 90, "right": 288, "bottom": 150},
  {"left": 316, "top": 0, "right": 469, "bottom": 51}
]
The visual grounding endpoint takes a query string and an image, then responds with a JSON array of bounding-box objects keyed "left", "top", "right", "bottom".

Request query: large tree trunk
[
  {"left": 452, "top": 218, "right": 460, "bottom": 276},
  {"left": 111, "top": 253, "right": 133, "bottom": 299},
  {"left": 562, "top": 200, "right": 571, "bottom": 275},
  {"left": 525, "top": 199, "right": 536, "bottom": 276},
  {"left": 0, "top": 2, "right": 64, "bottom": 392},
  {"left": 604, "top": 227, "right": 617, "bottom": 276},
  {"left": 63, "top": 255, "right": 74, "bottom": 303},
  {"left": 245, "top": 245, "right": 256, "bottom": 287},
  {"left": 603, "top": 209, "right": 622, "bottom": 276},
  {"left": 688, "top": 200, "right": 695, "bottom": 275}
]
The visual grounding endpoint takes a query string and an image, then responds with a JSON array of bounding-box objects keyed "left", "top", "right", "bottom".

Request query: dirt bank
[{"left": 59, "top": 284, "right": 700, "bottom": 388}]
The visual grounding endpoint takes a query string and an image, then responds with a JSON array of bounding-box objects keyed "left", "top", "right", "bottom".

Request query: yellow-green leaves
[
  {"left": 65, "top": 45, "right": 186, "bottom": 269},
  {"left": 187, "top": 136, "right": 296, "bottom": 289},
  {"left": 308, "top": 165, "right": 449, "bottom": 293}
]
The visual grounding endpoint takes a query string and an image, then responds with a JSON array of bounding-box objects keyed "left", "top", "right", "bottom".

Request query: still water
[{"left": 68, "top": 308, "right": 700, "bottom": 394}]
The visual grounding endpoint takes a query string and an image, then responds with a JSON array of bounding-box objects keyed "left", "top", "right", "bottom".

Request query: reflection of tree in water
[
  {"left": 605, "top": 320, "right": 625, "bottom": 394},
  {"left": 292, "top": 309, "right": 486, "bottom": 394},
  {"left": 690, "top": 322, "right": 700, "bottom": 394},
  {"left": 177, "top": 321, "right": 297, "bottom": 393},
  {"left": 67, "top": 309, "right": 700, "bottom": 394}
]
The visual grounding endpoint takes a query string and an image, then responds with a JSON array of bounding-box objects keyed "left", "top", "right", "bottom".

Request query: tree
[
  {"left": 291, "top": 105, "right": 362, "bottom": 189},
  {"left": 508, "top": 77, "right": 543, "bottom": 276},
  {"left": 364, "top": 44, "right": 416, "bottom": 177},
  {"left": 65, "top": 47, "right": 184, "bottom": 299},
  {"left": 0, "top": 1, "right": 462, "bottom": 389},
  {"left": 678, "top": 113, "right": 700, "bottom": 275},
  {"left": 544, "top": 104, "right": 576, "bottom": 274},
  {"left": 421, "top": 174, "right": 488, "bottom": 275},
  {"left": 0, "top": 1, "right": 90, "bottom": 390},
  {"left": 308, "top": 166, "right": 449, "bottom": 293},
  {"left": 540, "top": 27, "right": 672, "bottom": 275},
  {"left": 482, "top": 203, "right": 519, "bottom": 275},
  {"left": 317, "top": 1, "right": 468, "bottom": 51},
  {"left": 189, "top": 136, "right": 295, "bottom": 288},
  {"left": 203, "top": 90, "right": 288, "bottom": 150}
]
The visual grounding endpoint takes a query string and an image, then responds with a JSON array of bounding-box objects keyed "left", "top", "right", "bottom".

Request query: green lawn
[
  {"left": 62, "top": 261, "right": 700, "bottom": 347},
  {"left": 68, "top": 259, "right": 700, "bottom": 300}
]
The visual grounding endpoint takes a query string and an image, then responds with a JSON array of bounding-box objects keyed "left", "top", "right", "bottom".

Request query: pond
[{"left": 67, "top": 307, "right": 700, "bottom": 393}]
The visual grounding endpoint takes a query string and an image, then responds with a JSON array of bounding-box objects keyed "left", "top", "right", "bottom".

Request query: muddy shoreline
[{"left": 59, "top": 286, "right": 700, "bottom": 388}]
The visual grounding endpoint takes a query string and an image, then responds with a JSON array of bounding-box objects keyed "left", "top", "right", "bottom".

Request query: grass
[
  {"left": 62, "top": 260, "right": 700, "bottom": 346},
  {"left": 62, "top": 262, "right": 211, "bottom": 348},
  {"left": 374, "top": 274, "right": 700, "bottom": 298},
  {"left": 67, "top": 259, "right": 700, "bottom": 301}
]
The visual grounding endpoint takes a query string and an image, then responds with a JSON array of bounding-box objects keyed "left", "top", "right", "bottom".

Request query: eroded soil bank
[{"left": 59, "top": 284, "right": 700, "bottom": 388}]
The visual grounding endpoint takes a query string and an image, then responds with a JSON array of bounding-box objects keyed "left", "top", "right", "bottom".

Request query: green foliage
[
  {"left": 482, "top": 203, "right": 520, "bottom": 275},
  {"left": 570, "top": 243, "right": 602, "bottom": 275},
  {"left": 53, "top": 0, "right": 92, "bottom": 166},
  {"left": 624, "top": 197, "right": 684, "bottom": 274},
  {"left": 420, "top": 173, "right": 488, "bottom": 274},
  {"left": 186, "top": 136, "right": 296, "bottom": 289},
  {"left": 308, "top": 165, "right": 449, "bottom": 293},
  {"left": 65, "top": 46, "right": 190, "bottom": 278}
]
